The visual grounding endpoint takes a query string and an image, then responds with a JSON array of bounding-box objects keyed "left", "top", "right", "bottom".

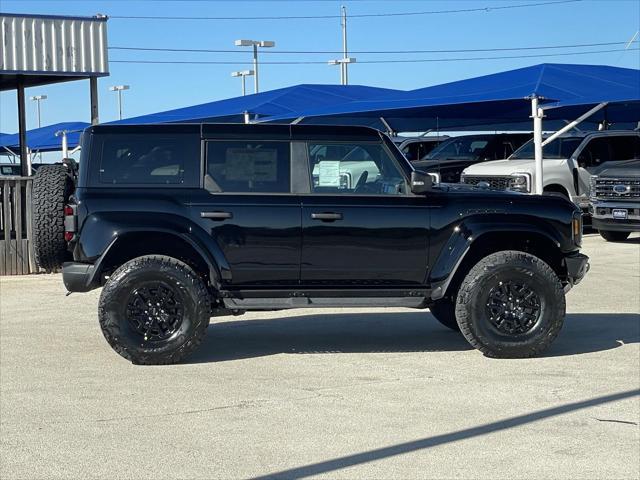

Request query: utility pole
[
  {"left": 341, "top": 5, "right": 348, "bottom": 84},
  {"left": 328, "top": 6, "right": 356, "bottom": 85}
]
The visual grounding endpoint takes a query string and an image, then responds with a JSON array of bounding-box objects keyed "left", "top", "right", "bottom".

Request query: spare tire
[{"left": 32, "top": 164, "right": 75, "bottom": 272}]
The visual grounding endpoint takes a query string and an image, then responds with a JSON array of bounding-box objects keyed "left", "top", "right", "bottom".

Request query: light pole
[
  {"left": 328, "top": 58, "right": 356, "bottom": 85},
  {"left": 234, "top": 40, "right": 275, "bottom": 93},
  {"left": 29, "top": 94, "right": 47, "bottom": 128},
  {"left": 231, "top": 70, "right": 255, "bottom": 96},
  {"left": 109, "top": 85, "right": 130, "bottom": 120}
]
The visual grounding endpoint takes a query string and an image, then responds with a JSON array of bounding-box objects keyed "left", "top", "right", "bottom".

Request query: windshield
[
  {"left": 424, "top": 136, "right": 490, "bottom": 161},
  {"left": 510, "top": 137, "right": 583, "bottom": 160}
]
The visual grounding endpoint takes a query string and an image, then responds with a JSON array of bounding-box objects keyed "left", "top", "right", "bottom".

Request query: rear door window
[
  {"left": 205, "top": 141, "right": 291, "bottom": 193},
  {"left": 96, "top": 133, "right": 200, "bottom": 186}
]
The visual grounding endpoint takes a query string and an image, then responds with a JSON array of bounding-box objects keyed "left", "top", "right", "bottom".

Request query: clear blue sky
[{"left": 1, "top": 0, "right": 639, "bottom": 133}]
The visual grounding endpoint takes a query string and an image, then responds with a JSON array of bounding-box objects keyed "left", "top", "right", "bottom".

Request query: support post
[
  {"left": 90, "top": 77, "right": 99, "bottom": 125},
  {"left": 531, "top": 97, "right": 545, "bottom": 195},
  {"left": 17, "top": 78, "right": 29, "bottom": 177},
  {"left": 61, "top": 132, "right": 68, "bottom": 158}
]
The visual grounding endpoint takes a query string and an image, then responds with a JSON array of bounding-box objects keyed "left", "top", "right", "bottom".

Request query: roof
[
  {"left": 0, "top": 122, "right": 90, "bottom": 153},
  {"left": 87, "top": 122, "right": 384, "bottom": 141},
  {"left": 0, "top": 13, "right": 109, "bottom": 91},
  {"left": 263, "top": 64, "right": 640, "bottom": 131},
  {"left": 110, "top": 84, "right": 399, "bottom": 125}
]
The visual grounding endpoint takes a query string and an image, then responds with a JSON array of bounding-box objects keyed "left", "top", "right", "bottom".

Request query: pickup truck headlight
[{"left": 507, "top": 173, "right": 531, "bottom": 193}]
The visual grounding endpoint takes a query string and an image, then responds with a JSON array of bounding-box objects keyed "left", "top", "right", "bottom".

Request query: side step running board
[{"left": 222, "top": 296, "right": 428, "bottom": 310}]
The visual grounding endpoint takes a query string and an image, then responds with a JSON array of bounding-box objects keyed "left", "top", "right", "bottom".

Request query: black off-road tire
[
  {"left": 599, "top": 230, "right": 630, "bottom": 242},
  {"left": 429, "top": 298, "right": 460, "bottom": 332},
  {"left": 98, "top": 255, "right": 212, "bottom": 365},
  {"left": 32, "top": 164, "right": 75, "bottom": 272},
  {"left": 455, "top": 251, "right": 565, "bottom": 358}
]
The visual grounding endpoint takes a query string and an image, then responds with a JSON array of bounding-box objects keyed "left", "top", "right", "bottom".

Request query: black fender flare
[
  {"left": 428, "top": 217, "right": 564, "bottom": 301},
  {"left": 74, "top": 212, "right": 231, "bottom": 288}
]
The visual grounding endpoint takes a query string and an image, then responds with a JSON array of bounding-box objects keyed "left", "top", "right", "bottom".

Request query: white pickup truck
[{"left": 461, "top": 131, "right": 640, "bottom": 210}]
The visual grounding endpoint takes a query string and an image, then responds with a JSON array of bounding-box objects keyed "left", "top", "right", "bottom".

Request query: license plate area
[{"left": 612, "top": 209, "right": 628, "bottom": 220}]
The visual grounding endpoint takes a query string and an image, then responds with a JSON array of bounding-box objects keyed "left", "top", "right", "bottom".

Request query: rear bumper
[
  {"left": 564, "top": 252, "right": 589, "bottom": 291},
  {"left": 62, "top": 262, "right": 99, "bottom": 293}
]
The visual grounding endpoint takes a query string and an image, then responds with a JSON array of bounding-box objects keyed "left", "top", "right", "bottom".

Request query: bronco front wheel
[
  {"left": 98, "top": 255, "right": 211, "bottom": 365},
  {"left": 455, "top": 251, "right": 565, "bottom": 358}
]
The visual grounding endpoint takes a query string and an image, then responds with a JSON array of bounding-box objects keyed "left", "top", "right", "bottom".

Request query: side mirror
[{"left": 410, "top": 170, "right": 433, "bottom": 194}]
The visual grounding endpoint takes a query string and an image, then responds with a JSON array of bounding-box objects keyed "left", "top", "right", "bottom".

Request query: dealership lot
[{"left": 0, "top": 233, "right": 638, "bottom": 479}]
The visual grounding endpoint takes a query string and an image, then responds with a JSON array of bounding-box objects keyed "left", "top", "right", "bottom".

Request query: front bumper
[
  {"left": 564, "top": 252, "right": 589, "bottom": 291},
  {"left": 62, "top": 262, "right": 99, "bottom": 293}
]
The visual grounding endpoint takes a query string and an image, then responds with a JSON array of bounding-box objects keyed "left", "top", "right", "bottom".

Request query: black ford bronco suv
[{"left": 57, "top": 123, "right": 588, "bottom": 364}]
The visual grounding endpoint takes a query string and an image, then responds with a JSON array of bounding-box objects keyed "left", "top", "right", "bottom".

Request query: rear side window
[
  {"left": 96, "top": 133, "right": 200, "bottom": 186},
  {"left": 205, "top": 141, "right": 291, "bottom": 193}
]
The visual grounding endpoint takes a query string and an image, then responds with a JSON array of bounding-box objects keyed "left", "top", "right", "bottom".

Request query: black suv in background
[
  {"left": 412, "top": 133, "right": 531, "bottom": 183},
  {"left": 590, "top": 159, "right": 640, "bottom": 241},
  {"left": 53, "top": 123, "right": 588, "bottom": 365}
]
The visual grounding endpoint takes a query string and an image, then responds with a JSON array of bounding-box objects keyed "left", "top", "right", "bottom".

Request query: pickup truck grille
[
  {"left": 593, "top": 177, "right": 640, "bottom": 200},
  {"left": 462, "top": 176, "right": 511, "bottom": 190}
]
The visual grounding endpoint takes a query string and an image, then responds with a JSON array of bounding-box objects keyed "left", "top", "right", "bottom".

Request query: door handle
[
  {"left": 311, "top": 212, "right": 343, "bottom": 221},
  {"left": 201, "top": 211, "right": 233, "bottom": 220}
]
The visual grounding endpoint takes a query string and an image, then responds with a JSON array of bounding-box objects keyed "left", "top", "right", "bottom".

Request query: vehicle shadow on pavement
[
  {"left": 248, "top": 389, "right": 640, "bottom": 480},
  {"left": 187, "top": 312, "right": 639, "bottom": 364}
]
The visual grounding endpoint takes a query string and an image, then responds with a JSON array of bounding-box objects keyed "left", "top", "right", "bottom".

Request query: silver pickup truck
[{"left": 461, "top": 131, "right": 640, "bottom": 211}]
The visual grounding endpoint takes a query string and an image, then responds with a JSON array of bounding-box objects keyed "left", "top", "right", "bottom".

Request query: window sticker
[
  {"left": 225, "top": 148, "right": 278, "bottom": 182},
  {"left": 317, "top": 160, "right": 341, "bottom": 187}
]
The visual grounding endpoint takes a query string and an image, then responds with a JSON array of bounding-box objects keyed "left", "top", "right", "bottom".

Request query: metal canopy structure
[
  {"left": 111, "top": 84, "right": 400, "bottom": 125},
  {"left": 0, "top": 13, "right": 109, "bottom": 175},
  {"left": 0, "top": 122, "right": 89, "bottom": 156}
]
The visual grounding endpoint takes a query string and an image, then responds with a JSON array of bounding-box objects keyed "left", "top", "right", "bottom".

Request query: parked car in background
[
  {"left": 392, "top": 135, "right": 448, "bottom": 162},
  {"left": 461, "top": 131, "right": 640, "bottom": 211},
  {"left": 589, "top": 158, "right": 640, "bottom": 241},
  {"left": 0, "top": 163, "right": 46, "bottom": 176},
  {"left": 412, "top": 133, "right": 531, "bottom": 184}
]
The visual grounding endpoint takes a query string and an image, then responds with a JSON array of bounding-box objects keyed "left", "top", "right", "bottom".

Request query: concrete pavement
[{"left": 1, "top": 233, "right": 638, "bottom": 479}]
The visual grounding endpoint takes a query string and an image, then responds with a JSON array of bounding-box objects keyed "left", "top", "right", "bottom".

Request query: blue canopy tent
[
  {"left": 262, "top": 64, "right": 639, "bottom": 132},
  {"left": 0, "top": 121, "right": 90, "bottom": 155},
  {"left": 112, "top": 84, "right": 400, "bottom": 125},
  {"left": 263, "top": 64, "right": 639, "bottom": 194}
]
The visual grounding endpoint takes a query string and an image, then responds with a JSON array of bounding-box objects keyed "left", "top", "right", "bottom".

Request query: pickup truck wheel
[
  {"left": 32, "top": 164, "right": 74, "bottom": 272},
  {"left": 429, "top": 298, "right": 460, "bottom": 331},
  {"left": 455, "top": 251, "right": 565, "bottom": 358},
  {"left": 98, "top": 255, "right": 212, "bottom": 365},
  {"left": 599, "top": 230, "right": 630, "bottom": 242}
]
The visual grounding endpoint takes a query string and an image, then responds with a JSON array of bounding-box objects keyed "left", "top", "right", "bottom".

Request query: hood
[
  {"left": 462, "top": 158, "right": 566, "bottom": 176},
  {"left": 592, "top": 159, "right": 640, "bottom": 177}
]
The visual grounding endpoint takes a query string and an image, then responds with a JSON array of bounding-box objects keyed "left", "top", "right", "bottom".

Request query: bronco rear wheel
[
  {"left": 455, "top": 251, "right": 565, "bottom": 358},
  {"left": 98, "top": 255, "right": 212, "bottom": 365}
]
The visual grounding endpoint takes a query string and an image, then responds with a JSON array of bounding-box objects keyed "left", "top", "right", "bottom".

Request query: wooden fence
[{"left": 0, "top": 177, "right": 34, "bottom": 275}]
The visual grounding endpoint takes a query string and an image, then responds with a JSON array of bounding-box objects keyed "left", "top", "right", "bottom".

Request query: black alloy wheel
[
  {"left": 455, "top": 251, "right": 565, "bottom": 358},
  {"left": 99, "top": 255, "right": 212, "bottom": 365}
]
